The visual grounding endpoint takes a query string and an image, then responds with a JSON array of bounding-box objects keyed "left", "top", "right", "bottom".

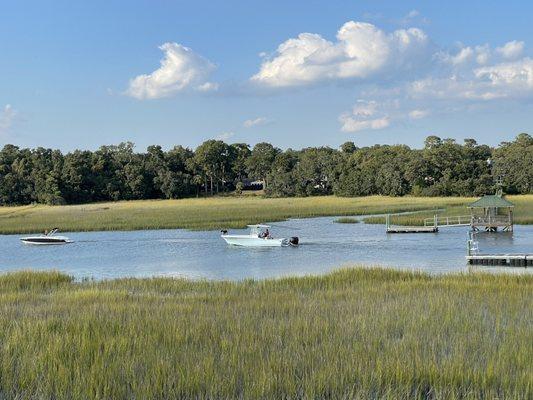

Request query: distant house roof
[{"left": 468, "top": 195, "right": 514, "bottom": 208}]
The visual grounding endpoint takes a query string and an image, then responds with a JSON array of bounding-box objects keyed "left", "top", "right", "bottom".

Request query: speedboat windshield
[
  {"left": 47, "top": 228, "right": 59, "bottom": 236},
  {"left": 248, "top": 224, "right": 270, "bottom": 236}
]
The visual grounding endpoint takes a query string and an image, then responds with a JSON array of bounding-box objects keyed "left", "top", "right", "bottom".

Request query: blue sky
[{"left": 1, "top": 0, "right": 532, "bottom": 151}]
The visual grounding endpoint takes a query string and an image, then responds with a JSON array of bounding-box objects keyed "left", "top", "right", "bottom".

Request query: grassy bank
[
  {"left": 1, "top": 194, "right": 531, "bottom": 234},
  {"left": 0, "top": 268, "right": 531, "bottom": 399}
]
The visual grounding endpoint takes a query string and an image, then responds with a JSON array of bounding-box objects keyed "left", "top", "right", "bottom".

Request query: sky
[{"left": 1, "top": 0, "right": 532, "bottom": 152}]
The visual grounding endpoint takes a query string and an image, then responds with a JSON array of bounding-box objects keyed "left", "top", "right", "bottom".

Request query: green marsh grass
[
  {"left": 0, "top": 267, "right": 531, "bottom": 399},
  {"left": 334, "top": 217, "right": 360, "bottom": 223},
  {"left": 0, "top": 195, "right": 530, "bottom": 234},
  {"left": 3, "top": 195, "right": 531, "bottom": 234}
]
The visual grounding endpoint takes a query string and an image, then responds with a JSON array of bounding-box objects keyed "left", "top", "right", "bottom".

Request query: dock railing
[
  {"left": 471, "top": 215, "right": 511, "bottom": 225},
  {"left": 424, "top": 215, "right": 471, "bottom": 227}
]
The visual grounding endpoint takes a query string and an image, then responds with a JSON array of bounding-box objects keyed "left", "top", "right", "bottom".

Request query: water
[{"left": 1, "top": 217, "right": 531, "bottom": 280}]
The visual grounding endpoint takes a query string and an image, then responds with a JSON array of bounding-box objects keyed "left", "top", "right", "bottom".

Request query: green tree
[
  {"left": 246, "top": 142, "right": 279, "bottom": 190},
  {"left": 193, "top": 140, "right": 232, "bottom": 195},
  {"left": 340, "top": 141, "right": 357, "bottom": 154},
  {"left": 266, "top": 150, "right": 299, "bottom": 197},
  {"left": 493, "top": 133, "right": 533, "bottom": 194}
]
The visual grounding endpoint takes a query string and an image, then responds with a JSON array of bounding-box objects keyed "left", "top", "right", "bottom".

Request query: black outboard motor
[
  {"left": 289, "top": 237, "right": 299, "bottom": 246},
  {"left": 220, "top": 229, "right": 228, "bottom": 235}
]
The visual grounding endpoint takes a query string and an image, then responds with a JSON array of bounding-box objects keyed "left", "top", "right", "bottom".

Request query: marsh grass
[
  {"left": 0, "top": 268, "right": 531, "bottom": 399},
  {"left": 0, "top": 195, "right": 508, "bottom": 234},
  {"left": 0, "top": 195, "right": 530, "bottom": 234},
  {"left": 334, "top": 217, "right": 360, "bottom": 223}
]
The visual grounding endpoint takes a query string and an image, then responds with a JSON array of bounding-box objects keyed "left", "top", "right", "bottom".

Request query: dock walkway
[
  {"left": 386, "top": 214, "right": 441, "bottom": 234},
  {"left": 386, "top": 225, "right": 438, "bottom": 233},
  {"left": 466, "top": 254, "right": 532, "bottom": 267}
]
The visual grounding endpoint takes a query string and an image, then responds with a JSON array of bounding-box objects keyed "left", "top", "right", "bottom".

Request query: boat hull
[
  {"left": 221, "top": 235, "right": 288, "bottom": 247},
  {"left": 20, "top": 237, "right": 72, "bottom": 245}
]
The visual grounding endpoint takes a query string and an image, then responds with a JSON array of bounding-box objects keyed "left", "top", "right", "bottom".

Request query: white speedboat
[
  {"left": 20, "top": 228, "right": 73, "bottom": 245},
  {"left": 221, "top": 225, "right": 298, "bottom": 247}
]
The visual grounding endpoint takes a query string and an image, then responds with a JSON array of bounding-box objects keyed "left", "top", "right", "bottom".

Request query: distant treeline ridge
[{"left": 0, "top": 134, "right": 531, "bottom": 205}]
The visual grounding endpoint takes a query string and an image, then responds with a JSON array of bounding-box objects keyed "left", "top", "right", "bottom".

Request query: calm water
[{"left": 1, "top": 217, "right": 531, "bottom": 280}]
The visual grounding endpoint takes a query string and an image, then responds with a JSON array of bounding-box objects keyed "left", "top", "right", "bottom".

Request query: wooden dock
[
  {"left": 385, "top": 214, "right": 438, "bottom": 233},
  {"left": 387, "top": 226, "right": 438, "bottom": 233},
  {"left": 466, "top": 254, "right": 532, "bottom": 267}
]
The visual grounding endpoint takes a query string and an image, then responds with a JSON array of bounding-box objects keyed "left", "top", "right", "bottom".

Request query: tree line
[{"left": 0, "top": 133, "right": 531, "bottom": 205}]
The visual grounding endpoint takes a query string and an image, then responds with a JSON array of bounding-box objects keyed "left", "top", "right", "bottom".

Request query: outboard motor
[
  {"left": 289, "top": 236, "right": 299, "bottom": 246},
  {"left": 220, "top": 229, "right": 228, "bottom": 235}
]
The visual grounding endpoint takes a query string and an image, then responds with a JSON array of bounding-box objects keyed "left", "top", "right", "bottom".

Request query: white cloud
[
  {"left": 339, "top": 100, "right": 390, "bottom": 132},
  {"left": 0, "top": 104, "right": 17, "bottom": 135},
  {"left": 251, "top": 21, "right": 429, "bottom": 87},
  {"left": 436, "top": 45, "right": 489, "bottom": 66},
  {"left": 339, "top": 100, "right": 432, "bottom": 132},
  {"left": 437, "top": 41, "right": 525, "bottom": 69},
  {"left": 475, "top": 58, "right": 533, "bottom": 89},
  {"left": 216, "top": 131, "right": 235, "bottom": 141},
  {"left": 127, "top": 42, "right": 217, "bottom": 99},
  {"left": 243, "top": 117, "right": 268, "bottom": 128},
  {"left": 475, "top": 45, "right": 491, "bottom": 65},
  {"left": 448, "top": 47, "right": 474, "bottom": 65},
  {"left": 496, "top": 41, "right": 524, "bottom": 60},
  {"left": 340, "top": 115, "right": 390, "bottom": 132},
  {"left": 399, "top": 10, "right": 429, "bottom": 26},
  {"left": 403, "top": 53, "right": 533, "bottom": 102},
  {"left": 408, "top": 109, "right": 429, "bottom": 119},
  {"left": 405, "top": 10, "right": 420, "bottom": 19},
  {"left": 197, "top": 82, "right": 219, "bottom": 92},
  {"left": 408, "top": 76, "right": 505, "bottom": 101}
]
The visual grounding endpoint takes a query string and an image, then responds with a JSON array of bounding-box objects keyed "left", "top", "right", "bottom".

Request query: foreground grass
[{"left": 0, "top": 268, "right": 531, "bottom": 399}]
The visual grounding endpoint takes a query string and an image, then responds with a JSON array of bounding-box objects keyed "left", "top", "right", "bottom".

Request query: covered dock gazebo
[{"left": 468, "top": 195, "right": 514, "bottom": 232}]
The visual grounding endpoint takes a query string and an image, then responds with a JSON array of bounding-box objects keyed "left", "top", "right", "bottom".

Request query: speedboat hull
[
  {"left": 221, "top": 235, "right": 288, "bottom": 247},
  {"left": 20, "top": 236, "right": 72, "bottom": 245}
]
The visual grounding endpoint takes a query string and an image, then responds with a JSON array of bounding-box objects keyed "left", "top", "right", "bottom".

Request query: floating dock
[
  {"left": 466, "top": 254, "right": 532, "bottom": 267},
  {"left": 466, "top": 232, "right": 531, "bottom": 267}
]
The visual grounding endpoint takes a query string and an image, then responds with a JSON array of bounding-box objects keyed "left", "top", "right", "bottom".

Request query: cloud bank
[{"left": 251, "top": 21, "right": 430, "bottom": 87}]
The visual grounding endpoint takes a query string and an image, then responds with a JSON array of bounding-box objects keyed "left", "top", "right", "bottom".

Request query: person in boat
[{"left": 258, "top": 228, "right": 270, "bottom": 239}]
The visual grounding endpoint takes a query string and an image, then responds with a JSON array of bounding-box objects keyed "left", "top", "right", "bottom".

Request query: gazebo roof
[{"left": 468, "top": 195, "right": 514, "bottom": 208}]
